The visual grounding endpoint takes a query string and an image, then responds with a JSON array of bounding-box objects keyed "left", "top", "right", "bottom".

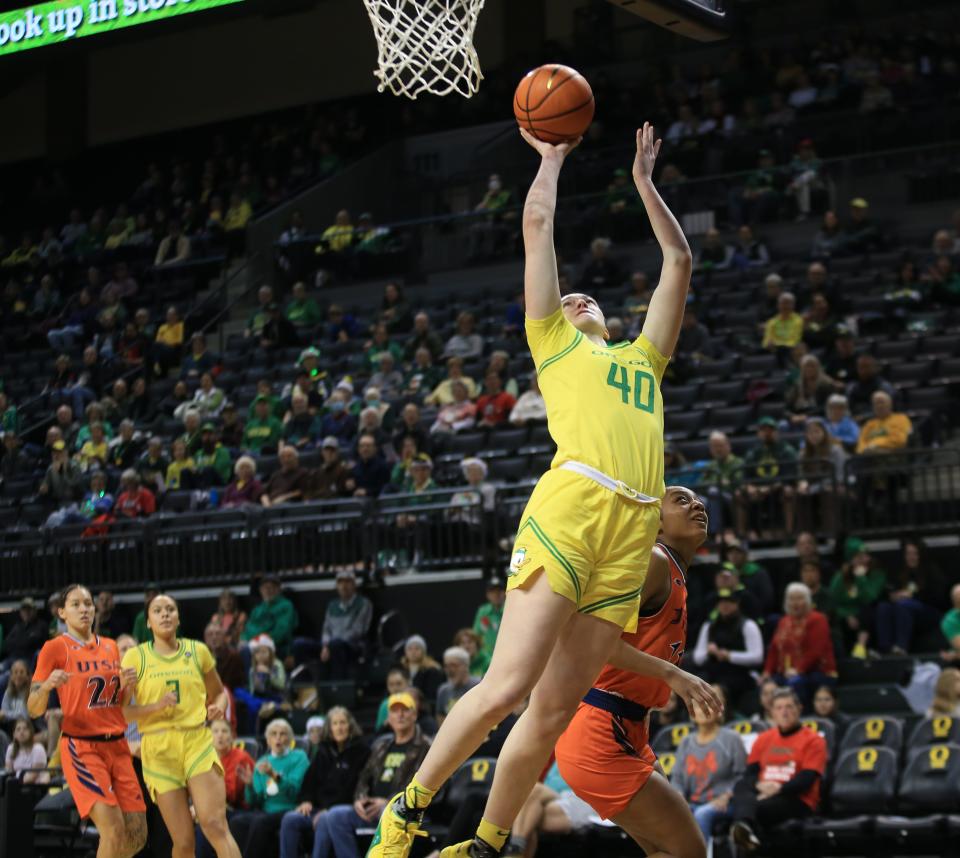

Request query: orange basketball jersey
[
  {"left": 33, "top": 634, "right": 127, "bottom": 737},
  {"left": 593, "top": 541, "right": 688, "bottom": 710}
]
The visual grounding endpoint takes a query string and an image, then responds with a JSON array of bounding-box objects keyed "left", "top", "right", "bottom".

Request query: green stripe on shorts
[
  {"left": 580, "top": 586, "right": 643, "bottom": 616},
  {"left": 518, "top": 517, "right": 582, "bottom": 603},
  {"left": 185, "top": 742, "right": 216, "bottom": 780}
]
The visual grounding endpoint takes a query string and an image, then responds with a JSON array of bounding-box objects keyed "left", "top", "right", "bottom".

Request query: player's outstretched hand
[
  {"left": 665, "top": 665, "right": 724, "bottom": 719},
  {"left": 206, "top": 702, "right": 225, "bottom": 722},
  {"left": 519, "top": 128, "right": 581, "bottom": 161},
  {"left": 632, "top": 121, "right": 662, "bottom": 185}
]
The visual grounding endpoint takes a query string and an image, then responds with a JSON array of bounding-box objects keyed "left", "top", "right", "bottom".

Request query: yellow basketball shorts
[
  {"left": 140, "top": 725, "right": 223, "bottom": 800},
  {"left": 508, "top": 468, "right": 660, "bottom": 633}
]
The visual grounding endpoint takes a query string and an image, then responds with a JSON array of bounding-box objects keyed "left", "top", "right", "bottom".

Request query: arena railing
[{"left": 1, "top": 451, "right": 958, "bottom": 595}]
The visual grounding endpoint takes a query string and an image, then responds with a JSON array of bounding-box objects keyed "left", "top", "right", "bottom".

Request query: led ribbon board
[{"left": 0, "top": 0, "right": 244, "bottom": 57}]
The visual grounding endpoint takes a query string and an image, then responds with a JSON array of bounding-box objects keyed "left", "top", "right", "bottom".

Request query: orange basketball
[{"left": 513, "top": 64, "right": 595, "bottom": 145}]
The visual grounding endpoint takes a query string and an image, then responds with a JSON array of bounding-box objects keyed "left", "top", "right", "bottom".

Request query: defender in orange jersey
[
  {"left": 28, "top": 583, "right": 147, "bottom": 858},
  {"left": 553, "top": 486, "right": 711, "bottom": 858}
]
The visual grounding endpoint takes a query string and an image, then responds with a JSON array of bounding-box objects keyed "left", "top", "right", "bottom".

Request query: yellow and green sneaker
[
  {"left": 366, "top": 792, "right": 428, "bottom": 857},
  {"left": 439, "top": 838, "right": 502, "bottom": 857}
]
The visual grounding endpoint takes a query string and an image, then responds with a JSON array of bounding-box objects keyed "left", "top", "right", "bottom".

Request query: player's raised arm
[
  {"left": 519, "top": 128, "right": 580, "bottom": 320},
  {"left": 634, "top": 122, "right": 693, "bottom": 357}
]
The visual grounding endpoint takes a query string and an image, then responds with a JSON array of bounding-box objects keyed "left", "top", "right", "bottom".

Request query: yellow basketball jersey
[
  {"left": 526, "top": 309, "right": 668, "bottom": 498},
  {"left": 122, "top": 639, "right": 214, "bottom": 734}
]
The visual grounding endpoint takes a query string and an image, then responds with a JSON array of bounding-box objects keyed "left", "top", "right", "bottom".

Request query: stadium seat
[
  {"left": 898, "top": 743, "right": 960, "bottom": 813},
  {"left": 908, "top": 715, "right": 960, "bottom": 751},
  {"left": 837, "top": 684, "right": 913, "bottom": 716},
  {"left": 650, "top": 722, "right": 693, "bottom": 753},
  {"left": 888, "top": 359, "right": 935, "bottom": 386},
  {"left": 838, "top": 655, "right": 913, "bottom": 685},
  {"left": 234, "top": 737, "right": 259, "bottom": 759},
  {"left": 665, "top": 410, "right": 704, "bottom": 440},
  {"left": 829, "top": 746, "right": 899, "bottom": 814},
  {"left": 487, "top": 426, "right": 528, "bottom": 452},
  {"left": 874, "top": 814, "right": 948, "bottom": 854},
  {"left": 445, "top": 432, "right": 487, "bottom": 456},
  {"left": 445, "top": 757, "right": 498, "bottom": 806},
  {"left": 700, "top": 380, "right": 747, "bottom": 405},
  {"left": 488, "top": 456, "right": 529, "bottom": 482},
  {"left": 875, "top": 339, "right": 919, "bottom": 361},
  {"left": 707, "top": 404, "right": 755, "bottom": 435},
  {"left": 803, "top": 816, "right": 876, "bottom": 855},
  {"left": 837, "top": 715, "right": 904, "bottom": 756},
  {"left": 801, "top": 717, "right": 838, "bottom": 757}
]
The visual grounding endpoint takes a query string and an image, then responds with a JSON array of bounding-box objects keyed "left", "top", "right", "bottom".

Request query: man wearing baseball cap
[
  {"left": 737, "top": 417, "right": 798, "bottom": 536},
  {"left": 692, "top": 588, "right": 764, "bottom": 702},
  {"left": 301, "top": 690, "right": 428, "bottom": 858},
  {"left": 291, "top": 570, "right": 373, "bottom": 680},
  {"left": 194, "top": 422, "right": 232, "bottom": 487}
]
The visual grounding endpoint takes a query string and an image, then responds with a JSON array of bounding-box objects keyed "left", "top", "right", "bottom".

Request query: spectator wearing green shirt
[
  {"left": 828, "top": 537, "right": 886, "bottom": 658},
  {"left": 365, "top": 323, "right": 404, "bottom": 370},
  {"left": 232, "top": 718, "right": 309, "bottom": 854},
  {"left": 735, "top": 418, "right": 798, "bottom": 537},
  {"left": 472, "top": 577, "right": 505, "bottom": 660},
  {"left": 244, "top": 396, "right": 283, "bottom": 454},
  {"left": 242, "top": 576, "right": 298, "bottom": 657},
  {"left": 0, "top": 391, "right": 19, "bottom": 436},
  {"left": 285, "top": 281, "right": 322, "bottom": 330},
  {"left": 700, "top": 431, "right": 744, "bottom": 534},
  {"left": 942, "top": 585, "right": 960, "bottom": 657},
  {"left": 762, "top": 291, "right": 804, "bottom": 352},
  {"left": 195, "top": 423, "right": 233, "bottom": 487}
]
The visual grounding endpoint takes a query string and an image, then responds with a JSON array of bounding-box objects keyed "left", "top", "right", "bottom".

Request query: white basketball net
[{"left": 362, "top": 0, "right": 486, "bottom": 100}]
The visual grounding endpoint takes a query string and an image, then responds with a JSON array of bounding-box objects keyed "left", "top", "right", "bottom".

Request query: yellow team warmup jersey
[
  {"left": 122, "top": 639, "right": 215, "bottom": 734},
  {"left": 526, "top": 309, "right": 668, "bottom": 499}
]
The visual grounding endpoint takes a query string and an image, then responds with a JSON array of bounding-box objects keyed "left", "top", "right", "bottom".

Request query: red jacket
[
  {"left": 115, "top": 486, "right": 156, "bottom": 518},
  {"left": 219, "top": 745, "right": 255, "bottom": 809},
  {"left": 764, "top": 610, "right": 836, "bottom": 676},
  {"left": 749, "top": 725, "right": 827, "bottom": 811}
]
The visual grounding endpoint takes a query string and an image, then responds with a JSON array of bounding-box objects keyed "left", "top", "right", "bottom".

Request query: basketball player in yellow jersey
[
  {"left": 368, "top": 121, "right": 692, "bottom": 858},
  {"left": 121, "top": 594, "right": 241, "bottom": 858}
]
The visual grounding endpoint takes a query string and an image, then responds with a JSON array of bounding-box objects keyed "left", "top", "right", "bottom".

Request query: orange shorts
[
  {"left": 555, "top": 701, "right": 657, "bottom": 820},
  {"left": 61, "top": 736, "right": 146, "bottom": 819}
]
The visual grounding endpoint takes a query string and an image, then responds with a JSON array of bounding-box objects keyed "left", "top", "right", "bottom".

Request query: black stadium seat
[
  {"left": 445, "top": 757, "right": 498, "bottom": 806},
  {"left": 801, "top": 717, "right": 838, "bottom": 757},
  {"left": 837, "top": 715, "right": 904, "bottom": 757},
  {"left": 829, "top": 745, "right": 899, "bottom": 815},
  {"left": 650, "top": 722, "right": 693, "bottom": 754},
  {"left": 908, "top": 715, "right": 960, "bottom": 751},
  {"left": 898, "top": 743, "right": 960, "bottom": 813}
]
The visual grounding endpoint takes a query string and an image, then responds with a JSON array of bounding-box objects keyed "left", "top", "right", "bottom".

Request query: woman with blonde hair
[
  {"left": 279, "top": 706, "right": 370, "bottom": 856},
  {"left": 786, "top": 354, "right": 835, "bottom": 424},
  {"left": 928, "top": 668, "right": 960, "bottom": 717},
  {"left": 402, "top": 635, "right": 444, "bottom": 708}
]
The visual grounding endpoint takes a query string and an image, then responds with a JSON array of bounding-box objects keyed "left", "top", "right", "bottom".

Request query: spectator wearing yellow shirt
[
  {"left": 2, "top": 233, "right": 38, "bottom": 268},
  {"left": 154, "top": 306, "right": 184, "bottom": 375},
  {"left": 165, "top": 438, "right": 196, "bottom": 489},
  {"left": 318, "top": 210, "right": 354, "bottom": 254},
  {"left": 762, "top": 292, "right": 804, "bottom": 350},
  {"left": 424, "top": 357, "right": 478, "bottom": 406},
  {"left": 224, "top": 191, "right": 253, "bottom": 258},
  {"left": 76, "top": 422, "right": 109, "bottom": 471},
  {"left": 856, "top": 391, "right": 912, "bottom": 454}
]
